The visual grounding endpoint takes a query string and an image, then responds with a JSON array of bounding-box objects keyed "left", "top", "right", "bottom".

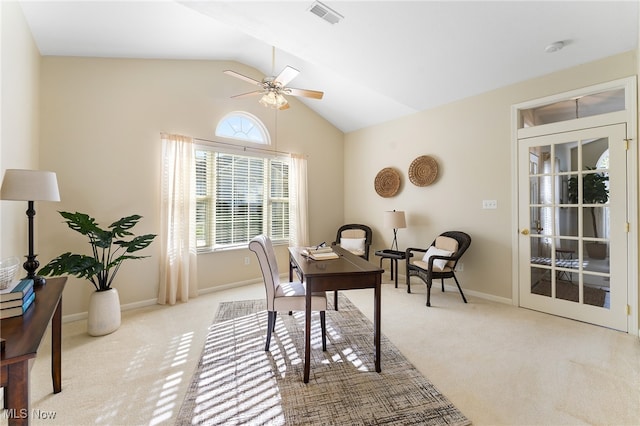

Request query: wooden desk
[
  {"left": 288, "top": 246, "right": 383, "bottom": 383},
  {"left": 1, "top": 277, "right": 66, "bottom": 425}
]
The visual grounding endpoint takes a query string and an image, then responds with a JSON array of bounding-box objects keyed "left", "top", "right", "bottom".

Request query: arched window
[
  {"left": 215, "top": 112, "right": 270, "bottom": 144},
  {"left": 596, "top": 149, "right": 609, "bottom": 170},
  {"left": 196, "top": 112, "right": 291, "bottom": 251}
]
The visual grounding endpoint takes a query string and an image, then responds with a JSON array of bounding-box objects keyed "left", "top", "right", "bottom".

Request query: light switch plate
[{"left": 482, "top": 200, "right": 497, "bottom": 209}]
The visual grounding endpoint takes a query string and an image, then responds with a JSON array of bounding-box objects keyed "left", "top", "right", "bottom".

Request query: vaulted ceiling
[{"left": 19, "top": 1, "right": 638, "bottom": 132}]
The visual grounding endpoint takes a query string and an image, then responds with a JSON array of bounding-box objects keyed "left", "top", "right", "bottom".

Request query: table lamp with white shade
[
  {"left": 0, "top": 169, "right": 61, "bottom": 286},
  {"left": 384, "top": 210, "right": 406, "bottom": 251}
]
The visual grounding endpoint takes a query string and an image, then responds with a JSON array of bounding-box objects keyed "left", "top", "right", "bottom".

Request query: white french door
[{"left": 518, "top": 124, "right": 628, "bottom": 331}]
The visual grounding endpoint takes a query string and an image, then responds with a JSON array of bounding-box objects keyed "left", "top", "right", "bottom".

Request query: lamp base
[
  {"left": 390, "top": 229, "right": 399, "bottom": 252},
  {"left": 22, "top": 275, "right": 47, "bottom": 287},
  {"left": 23, "top": 253, "right": 46, "bottom": 286}
]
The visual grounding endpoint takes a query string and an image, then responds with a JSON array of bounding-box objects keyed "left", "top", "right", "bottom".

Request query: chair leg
[
  {"left": 320, "top": 311, "right": 327, "bottom": 351},
  {"left": 441, "top": 278, "right": 445, "bottom": 292},
  {"left": 453, "top": 274, "right": 468, "bottom": 303},
  {"left": 406, "top": 272, "right": 412, "bottom": 293},
  {"left": 426, "top": 278, "right": 432, "bottom": 307},
  {"left": 265, "top": 311, "right": 275, "bottom": 351},
  {"left": 334, "top": 291, "right": 339, "bottom": 311}
]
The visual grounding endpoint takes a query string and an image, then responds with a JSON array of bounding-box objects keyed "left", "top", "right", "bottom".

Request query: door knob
[{"left": 521, "top": 229, "right": 530, "bottom": 235}]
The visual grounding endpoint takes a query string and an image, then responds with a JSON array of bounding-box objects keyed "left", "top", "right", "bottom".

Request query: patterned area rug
[{"left": 177, "top": 296, "right": 470, "bottom": 425}]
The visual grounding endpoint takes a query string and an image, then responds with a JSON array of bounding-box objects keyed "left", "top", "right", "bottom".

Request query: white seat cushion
[{"left": 274, "top": 281, "right": 327, "bottom": 311}]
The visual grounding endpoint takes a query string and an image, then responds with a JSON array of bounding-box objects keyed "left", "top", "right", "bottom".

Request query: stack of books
[
  {"left": 0, "top": 279, "right": 35, "bottom": 319},
  {"left": 301, "top": 246, "right": 340, "bottom": 260}
]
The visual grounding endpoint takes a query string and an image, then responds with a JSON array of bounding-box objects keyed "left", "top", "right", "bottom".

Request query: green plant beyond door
[{"left": 567, "top": 167, "right": 609, "bottom": 239}]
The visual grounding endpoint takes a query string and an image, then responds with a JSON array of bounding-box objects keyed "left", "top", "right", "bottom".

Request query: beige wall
[
  {"left": 37, "top": 57, "right": 344, "bottom": 316},
  {"left": 2, "top": 3, "right": 638, "bottom": 327},
  {"left": 344, "top": 51, "right": 637, "bottom": 302},
  {"left": 0, "top": 2, "right": 41, "bottom": 260}
]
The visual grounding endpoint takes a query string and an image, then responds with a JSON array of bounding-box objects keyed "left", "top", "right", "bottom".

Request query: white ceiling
[{"left": 19, "top": 1, "right": 639, "bottom": 133}]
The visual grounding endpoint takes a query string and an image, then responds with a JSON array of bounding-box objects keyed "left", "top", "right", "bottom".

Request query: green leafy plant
[
  {"left": 567, "top": 167, "right": 609, "bottom": 239},
  {"left": 39, "top": 211, "right": 156, "bottom": 291}
]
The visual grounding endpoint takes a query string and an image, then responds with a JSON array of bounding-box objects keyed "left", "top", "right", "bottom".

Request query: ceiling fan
[{"left": 224, "top": 51, "right": 324, "bottom": 110}]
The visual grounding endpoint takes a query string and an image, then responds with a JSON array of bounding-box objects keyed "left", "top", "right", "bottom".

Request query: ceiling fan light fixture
[{"left": 259, "top": 91, "right": 288, "bottom": 109}]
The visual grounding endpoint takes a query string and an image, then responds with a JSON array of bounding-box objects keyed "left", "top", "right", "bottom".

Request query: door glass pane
[
  {"left": 530, "top": 206, "right": 552, "bottom": 236},
  {"left": 583, "top": 273, "right": 610, "bottom": 309},
  {"left": 584, "top": 241, "right": 610, "bottom": 273},
  {"left": 530, "top": 235, "right": 545, "bottom": 260},
  {"left": 582, "top": 206, "right": 608, "bottom": 239},
  {"left": 557, "top": 206, "right": 578, "bottom": 237},
  {"left": 555, "top": 279, "right": 579, "bottom": 304},
  {"left": 556, "top": 239, "right": 578, "bottom": 270},
  {"left": 530, "top": 266, "right": 550, "bottom": 297},
  {"left": 529, "top": 177, "right": 541, "bottom": 204}
]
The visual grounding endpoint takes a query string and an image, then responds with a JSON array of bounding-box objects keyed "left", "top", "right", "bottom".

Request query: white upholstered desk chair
[{"left": 249, "top": 234, "right": 327, "bottom": 352}]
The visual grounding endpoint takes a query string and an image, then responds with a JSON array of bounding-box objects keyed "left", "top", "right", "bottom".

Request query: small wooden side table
[{"left": 375, "top": 249, "right": 412, "bottom": 289}]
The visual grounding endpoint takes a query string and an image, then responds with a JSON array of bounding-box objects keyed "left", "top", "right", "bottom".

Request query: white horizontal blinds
[
  {"left": 215, "top": 153, "right": 265, "bottom": 246},
  {"left": 269, "top": 160, "right": 289, "bottom": 242},
  {"left": 194, "top": 145, "right": 290, "bottom": 251}
]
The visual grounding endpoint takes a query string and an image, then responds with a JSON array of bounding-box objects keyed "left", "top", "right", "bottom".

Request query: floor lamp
[
  {"left": 1, "top": 169, "right": 61, "bottom": 286},
  {"left": 384, "top": 210, "right": 406, "bottom": 251}
]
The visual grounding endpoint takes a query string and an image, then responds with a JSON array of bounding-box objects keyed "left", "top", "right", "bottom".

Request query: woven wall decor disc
[
  {"left": 408, "top": 155, "right": 438, "bottom": 186},
  {"left": 374, "top": 167, "right": 401, "bottom": 197}
]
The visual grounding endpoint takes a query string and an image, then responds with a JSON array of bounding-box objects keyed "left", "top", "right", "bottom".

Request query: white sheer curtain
[
  {"left": 289, "top": 153, "right": 309, "bottom": 247},
  {"left": 159, "top": 133, "right": 198, "bottom": 305},
  {"left": 541, "top": 154, "right": 561, "bottom": 253}
]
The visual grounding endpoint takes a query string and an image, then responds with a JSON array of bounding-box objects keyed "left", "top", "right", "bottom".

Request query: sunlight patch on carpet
[{"left": 177, "top": 296, "right": 470, "bottom": 425}]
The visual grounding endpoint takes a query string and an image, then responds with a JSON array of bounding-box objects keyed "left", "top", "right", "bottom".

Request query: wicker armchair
[
  {"left": 406, "top": 231, "right": 471, "bottom": 307},
  {"left": 331, "top": 224, "right": 373, "bottom": 309},
  {"left": 332, "top": 224, "right": 373, "bottom": 260}
]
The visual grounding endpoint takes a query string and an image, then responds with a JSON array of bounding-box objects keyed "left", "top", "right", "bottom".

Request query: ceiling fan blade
[
  {"left": 278, "top": 102, "right": 290, "bottom": 111},
  {"left": 231, "top": 90, "right": 262, "bottom": 99},
  {"left": 274, "top": 66, "right": 300, "bottom": 86},
  {"left": 285, "top": 87, "right": 324, "bottom": 100},
  {"left": 223, "top": 70, "right": 262, "bottom": 86}
]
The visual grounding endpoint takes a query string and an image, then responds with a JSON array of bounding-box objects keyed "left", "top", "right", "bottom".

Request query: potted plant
[
  {"left": 39, "top": 211, "right": 156, "bottom": 336},
  {"left": 567, "top": 167, "right": 609, "bottom": 259}
]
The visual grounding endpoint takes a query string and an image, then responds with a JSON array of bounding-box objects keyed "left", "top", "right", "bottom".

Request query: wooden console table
[{"left": 1, "top": 277, "right": 66, "bottom": 425}]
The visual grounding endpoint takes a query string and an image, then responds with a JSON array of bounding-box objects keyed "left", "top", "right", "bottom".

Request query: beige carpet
[
  {"left": 177, "top": 295, "right": 470, "bottom": 425},
  {"left": 8, "top": 279, "right": 639, "bottom": 425}
]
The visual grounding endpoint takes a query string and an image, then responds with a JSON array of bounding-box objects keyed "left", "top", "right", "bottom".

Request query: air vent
[{"left": 308, "top": 1, "right": 343, "bottom": 25}]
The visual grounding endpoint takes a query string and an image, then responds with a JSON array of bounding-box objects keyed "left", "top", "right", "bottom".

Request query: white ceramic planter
[{"left": 87, "top": 288, "right": 121, "bottom": 336}]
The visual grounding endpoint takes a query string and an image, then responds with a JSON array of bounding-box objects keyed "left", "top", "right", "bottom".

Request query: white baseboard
[
  {"left": 61, "top": 278, "right": 264, "bottom": 323},
  {"left": 62, "top": 276, "right": 513, "bottom": 323},
  {"left": 398, "top": 273, "right": 513, "bottom": 305}
]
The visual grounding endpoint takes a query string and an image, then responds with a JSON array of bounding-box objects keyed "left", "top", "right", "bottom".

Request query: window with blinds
[{"left": 195, "top": 148, "right": 290, "bottom": 251}]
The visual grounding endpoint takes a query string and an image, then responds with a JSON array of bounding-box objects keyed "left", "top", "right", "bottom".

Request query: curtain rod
[{"left": 193, "top": 136, "right": 292, "bottom": 157}]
